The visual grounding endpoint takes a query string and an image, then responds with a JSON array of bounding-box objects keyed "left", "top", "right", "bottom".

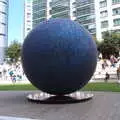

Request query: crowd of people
[
  {"left": 94, "top": 54, "right": 120, "bottom": 82},
  {"left": 0, "top": 54, "right": 120, "bottom": 84},
  {"left": 0, "top": 62, "right": 26, "bottom": 83}
]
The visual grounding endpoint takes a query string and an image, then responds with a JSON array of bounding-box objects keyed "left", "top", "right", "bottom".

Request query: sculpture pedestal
[{"left": 27, "top": 91, "right": 93, "bottom": 104}]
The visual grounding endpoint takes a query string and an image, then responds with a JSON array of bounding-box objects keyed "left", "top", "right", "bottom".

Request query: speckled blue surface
[{"left": 22, "top": 19, "right": 97, "bottom": 95}]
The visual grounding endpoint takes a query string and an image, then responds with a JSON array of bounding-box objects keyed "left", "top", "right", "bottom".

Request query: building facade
[
  {"left": 0, "top": 0, "right": 8, "bottom": 63},
  {"left": 32, "top": 0, "right": 96, "bottom": 35},
  {"left": 75, "top": 0, "right": 96, "bottom": 35},
  {"left": 24, "top": 0, "right": 33, "bottom": 38},
  {"left": 31, "top": 0, "right": 120, "bottom": 41},
  {"left": 95, "top": 0, "right": 120, "bottom": 41}
]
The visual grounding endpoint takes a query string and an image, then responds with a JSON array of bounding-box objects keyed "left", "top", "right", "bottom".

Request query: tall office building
[
  {"left": 0, "top": 0, "right": 8, "bottom": 63},
  {"left": 32, "top": 0, "right": 47, "bottom": 27},
  {"left": 95, "top": 0, "right": 120, "bottom": 41},
  {"left": 24, "top": 0, "right": 33, "bottom": 38},
  {"left": 31, "top": 0, "right": 120, "bottom": 41},
  {"left": 32, "top": 0, "right": 96, "bottom": 35},
  {"left": 75, "top": 0, "right": 96, "bottom": 35}
]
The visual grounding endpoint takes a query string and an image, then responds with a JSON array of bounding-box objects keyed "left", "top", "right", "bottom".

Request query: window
[
  {"left": 50, "top": 6, "right": 69, "bottom": 15},
  {"left": 76, "top": 0, "right": 94, "bottom": 7},
  {"left": 77, "top": 18, "right": 95, "bottom": 25},
  {"left": 27, "top": 28, "right": 31, "bottom": 31},
  {"left": 0, "top": 2, "right": 7, "bottom": 13},
  {"left": 27, "top": 20, "right": 31, "bottom": 22},
  {"left": 113, "top": 18, "right": 120, "bottom": 26},
  {"left": 33, "top": 10, "right": 46, "bottom": 19},
  {"left": 33, "top": 1, "right": 47, "bottom": 12},
  {"left": 73, "top": 11, "right": 76, "bottom": 17},
  {"left": 51, "top": 11, "right": 69, "bottom": 18},
  {"left": 88, "top": 24, "right": 96, "bottom": 29},
  {"left": 100, "top": 10, "right": 108, "bottom": 18},
  {"left": 27, "top": 14, "right": 31, "bottom": 19},
  {"left": 76, "top": 5, "right": 95, "bottom": 16},
  {"left": 27, "top": 5, "right": 31, "bottom": 8},
  {"left": 101, "top": 21, "right": 108, "bottom": 28},
  {"left": 112, "top": 0, "right": 120, "bottom": 4},
  {"left": 88, "top": 28, "right": 96, "bottom": 33},
  {"left": 50, "top": 0, "right": 69, "bottom": 8},
  {"left": 50, "top": 0, "right": 69, "bottom": 15},
  {"left": 100, "top": 0, "right": 107, "bottom": 8},
  {"left": 72, "top": 2, "right": 76, "bottom": 8},
  {"left": 27, "top": 13, "right": 31, "bottom": 15},
  {"left": 33, "top": 18, "right": 46, "bottom": 27},
  {"left": 27, "top": 8, "right": 31, "bottom": 12},
  {"left": 113, "top": 8, "right": 120, "bottom": 15},
  {"left": 27, "top": 12, "right": 32, "bottom": 19},
  {"left": 0, "top": 24, "right": 5, "bottom": 34},
  {"left": 0, "top": 13, "right": 6, "bottom": 23}
]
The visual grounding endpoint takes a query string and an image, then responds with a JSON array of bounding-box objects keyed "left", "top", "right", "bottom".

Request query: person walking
[
  {"left": 104, "top": 72, "right": 110, "bottom": 83},
  {"left": 117, "top": 65, "right": 120, "bottom": 82}
]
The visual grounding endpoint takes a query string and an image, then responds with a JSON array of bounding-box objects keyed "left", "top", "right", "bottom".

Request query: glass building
[
  {"left": 0, "top": 0, "right": 8, "bottom": 63},
  {"left": 24, "top": 0, "right": 33, "bottom": 38},
  {"left": 75, "top": 0, "right": 96, "bottom": 35},
  {"left": 32, "top": 0, "right": 96, "bottom": 35},
  {"left": 32, "top": 0, "right": 47, "bottom": 27},
  {"left": 95, "top": 0, "right": 120, "bottom": 40},
  {"left": 50, "top": 0, "right": 70, "bottom": 19}
]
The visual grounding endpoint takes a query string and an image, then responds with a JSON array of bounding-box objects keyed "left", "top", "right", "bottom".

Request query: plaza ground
[
  {"left": 0, "top": 91, "right": 120, "bottom": 120},
  {"left": 0, "top": 81, "right": 120, "bottom": 119}
]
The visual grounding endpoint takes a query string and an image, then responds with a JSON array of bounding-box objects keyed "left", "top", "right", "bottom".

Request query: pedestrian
[
  {"left": 104, "top": 72, "right": 110, "bottom": 83},
  {"left": 12, "top": 75, "right": 16, "bottom": 84},
  {"left": 117, "top": 65, "right": 120, "bottom": 82}
]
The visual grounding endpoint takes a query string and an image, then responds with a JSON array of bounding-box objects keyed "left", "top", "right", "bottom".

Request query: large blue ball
[{"left": 22, "top": 19, "right": 97, "bottom": 95}]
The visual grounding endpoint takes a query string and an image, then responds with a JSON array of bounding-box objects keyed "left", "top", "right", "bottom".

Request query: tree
[
  {"left": 6, "top": 41, "right": 21, "bottom": 63},
  {"left": 98, "top": 31, "right": 120, "bottom": 59}
]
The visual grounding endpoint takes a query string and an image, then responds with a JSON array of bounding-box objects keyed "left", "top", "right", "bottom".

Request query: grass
[
  {"left": 0, "top": 84, "right": 37, "bottom": 91},
  {"left": 0, "top": 82, "right": 120, "bottom": 92},
  {"left": 81, "top": 82, "right": 120, "bottom": 92}
]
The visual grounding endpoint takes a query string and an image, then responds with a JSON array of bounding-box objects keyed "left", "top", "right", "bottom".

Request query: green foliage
[
  {"left": 6, "top": 41, "right": 21, "bottom": 63},
  {"left": 98, "top": 31, "right": 120, "bottom": 59}
]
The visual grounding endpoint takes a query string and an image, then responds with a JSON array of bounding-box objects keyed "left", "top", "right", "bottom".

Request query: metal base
[{"left": 27, "top": 91, "right": 94, "bottom": 104}]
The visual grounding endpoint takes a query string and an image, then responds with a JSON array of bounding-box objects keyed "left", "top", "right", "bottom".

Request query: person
[
  {"left": 2, "top": 67, "right": 7, "bottom": 81},
  {"left": 12, "top": 75, "right": 16, "bottom": 83},
  {"left": 110, "top": 55, "right": 116, "bottom": 67},
  {"left": 0, "top": 65, "right": 2, "bottom": 78},
  {"left": 9, "top": 69, "right": 13, "bottom": 78},
  {"left": 117, "top": 65, "right": 120, "bottom": 82},
  {"left": 9, "top": 69, "right": 15, "bottom": 83},
  {"left": 104, "top": 72, "right": 110, "bottom": 83},
  {"left": 101, "top": 59, "right": 105, "bottom": 69},
  {"left": 98, "top": 53, "right": 102, "bottom": 60}
]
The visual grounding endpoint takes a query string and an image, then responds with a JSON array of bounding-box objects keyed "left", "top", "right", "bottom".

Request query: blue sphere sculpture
[{"left": 22, "top": 19, "right": 97, "bottom": 95}]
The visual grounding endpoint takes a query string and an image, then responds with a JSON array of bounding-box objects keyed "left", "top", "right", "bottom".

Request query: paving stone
[{"left": 0, "top": 91, "right": 119, "bottom": 120}]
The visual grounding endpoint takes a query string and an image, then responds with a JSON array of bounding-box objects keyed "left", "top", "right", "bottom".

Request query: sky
[{"left": 8, "top": 0, "right": 24, "bottom": 45}]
